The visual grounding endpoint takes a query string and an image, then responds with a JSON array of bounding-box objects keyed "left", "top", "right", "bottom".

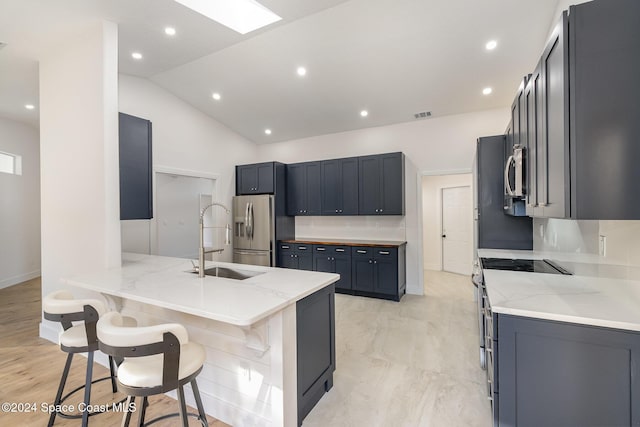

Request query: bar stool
[
  {"left": 96, "top": 311, "right": 209, "bottom": 427},
  {"left": 43, "top": 290, "right": 124, "bottom": 426}
]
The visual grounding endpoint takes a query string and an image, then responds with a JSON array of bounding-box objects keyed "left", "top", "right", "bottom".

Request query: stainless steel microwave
[{"left": 504, "top": 144, "right": 525, "bottom": 198}]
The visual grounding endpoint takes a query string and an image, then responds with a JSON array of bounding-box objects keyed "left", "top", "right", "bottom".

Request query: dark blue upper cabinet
[
  {"left": 321, "top": 157, "right": 358, "bottom": 215},
  {"left": 119, "top": 112, "right": 152, "bottom": 220},
  {"left": 286, "top": 162, "right": 321, "bottom": 216},
  {"left": 359, "top": 153, "right": 405, "bottom": 215},
  {"left": 236, "top": 162, "right": 275, "bottom": 195}
]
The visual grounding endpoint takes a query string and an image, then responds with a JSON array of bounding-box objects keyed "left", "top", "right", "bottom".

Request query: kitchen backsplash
[
  {"left": 295, "top": 216, "right": 406, "bottom": 241},
  {"left": 534, "top": 218, "right": 640, "bottom": 267}
]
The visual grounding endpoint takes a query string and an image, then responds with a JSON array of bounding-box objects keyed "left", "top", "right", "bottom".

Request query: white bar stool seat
[
  {"left": 97, "top": 311, "right": 209, "bottom": 427},
  {"left": 43, "top": 290, "right": 132, "bottom": 427}
]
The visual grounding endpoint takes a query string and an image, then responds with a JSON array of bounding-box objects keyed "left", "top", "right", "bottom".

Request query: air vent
[{"left": 413, "top": 111, "right": 432, "bottom": 119}]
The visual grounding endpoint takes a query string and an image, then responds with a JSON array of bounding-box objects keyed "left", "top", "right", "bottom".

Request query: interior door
[{"left": 442, "top": 186, "right": 472, "bottom": 275}]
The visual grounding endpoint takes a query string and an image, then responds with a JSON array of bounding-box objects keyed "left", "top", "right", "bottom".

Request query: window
[{"left": 0, "top": 151, "right": 22, "bottom": 175}]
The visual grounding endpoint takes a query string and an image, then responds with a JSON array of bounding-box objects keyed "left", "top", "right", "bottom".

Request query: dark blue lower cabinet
[
  {"left": 297, "top": 284, "right": 335, "bottom": 426},
  {"left": 278, "top": 244, "right": 312, "bottom": 270},
  {"left": 351, "top": 246, "right": 406, "bottom": 301},
  {"left": 497, "top": 314, "right": 640, "bottom": 426}
]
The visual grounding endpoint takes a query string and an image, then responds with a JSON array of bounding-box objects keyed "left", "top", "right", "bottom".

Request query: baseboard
[{"left": 0, "top": 270, "right": 40, "bottom": 290}]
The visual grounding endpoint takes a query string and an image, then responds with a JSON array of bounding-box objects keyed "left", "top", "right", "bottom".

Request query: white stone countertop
[
  {"left": 477, "top": 248, "right": 640, "bottom": 332},
  {"left": 63, "top": 253, "right": 339, "bottom": 327}
]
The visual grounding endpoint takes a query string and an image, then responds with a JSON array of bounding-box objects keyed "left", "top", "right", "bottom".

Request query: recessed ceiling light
[
  {"left": 25, "top": 104, "right": 35, "bottom": 110},
  {"left": 296, "top": 67, "right": 307, "bottom": 77},
  {"left": 264, "top": 129, "right": 272, "bottom": 135},
  {"left": 212, "top": 92, "right": 221, "bottom": 101},
  {"left": 360, "top": 110, "right": 369, "bottom": 117},
  {"left": 131, "top": 52, "right": 143, "bottom": 60},
  {"left": 173, "top": 0, "right": 281, "bottom": 34},
  {"left": 164, "top": 27, "right": 177, "bottom": 36},
  {"left": 485, "top": 40, "right": 497, "bottom": 51},
  {"left": 483, "top": 87, "right": 493, "bottom": 95}
]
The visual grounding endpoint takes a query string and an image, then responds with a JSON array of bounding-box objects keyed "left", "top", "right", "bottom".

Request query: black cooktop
[{"left": 480, "top": 258, "right": 572, "bottom": 275}]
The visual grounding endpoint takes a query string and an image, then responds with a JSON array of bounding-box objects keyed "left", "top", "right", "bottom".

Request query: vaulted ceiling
[{"left": 0, "top": 0, "right": 562, "bottom": 143}]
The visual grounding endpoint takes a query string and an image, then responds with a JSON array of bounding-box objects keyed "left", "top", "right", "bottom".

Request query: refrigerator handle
[
  {"left": 249, "top": 202, "right": 254, "bottom": 239},
  {"left": 245, "top": 202, "right": 250, "bottom": 238}
]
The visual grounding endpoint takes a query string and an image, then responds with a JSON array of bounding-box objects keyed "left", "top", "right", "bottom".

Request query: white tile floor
[{"left": 303, "top": 270, "right": 492, "bottom": 427}]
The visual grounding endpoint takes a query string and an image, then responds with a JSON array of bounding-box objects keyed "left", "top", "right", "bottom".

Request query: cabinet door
[
  {"left": 305, "top": 162, "right": 322, "bottom": 216},
  {"left": 256, "top": 163, "right": 274, "bottom": 194},
  {"left": 279, "top": 251, "right": 297, "bottom": 269},
  {"left": 498, "top": 315, "right": 640, "bottom": 426},
  {"left": 540, "top": 13, "right": 569, "bottom": 218},
  {"left": 313, "top": 251, "right": 334, "bottom": 274},
  {"left": 321, "top": 159, "right": 341, "bottom": 215},
  {"left": 373, "top": 249, "right": 398, "bottom": 295},
  {"left": 119, "top": 113, "right": 153, "bottom": 220},
  {"left": 380, "top": 153, "right": 404, "bottom": 215},
  {"left": 286, "top": 164, "right": 305, "bottom": 215},
  {"left": 237, "top": 165, "right": 258, "bottom": 194},
  {"left": 297, "top": 246, "right": 313, "bottom": 271},
  {"left": 340, "top": 158, "right": 359, "bottom": 215},
  {"left": 352, "top": 247, "right": 374, "bottom": 292},
  {"left": 358, "top": 155, "right": 382, "bottom": 215},
  {"left": 333, "top": 252, "right": 352, "bottom": 291},
  {"left": 525, "top": 67, "right": 542, "bottom": 216}
]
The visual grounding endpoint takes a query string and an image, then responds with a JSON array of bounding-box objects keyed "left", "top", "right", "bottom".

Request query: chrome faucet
[{"left": 198, "top": 202, "right": 231, "bottom": 278}]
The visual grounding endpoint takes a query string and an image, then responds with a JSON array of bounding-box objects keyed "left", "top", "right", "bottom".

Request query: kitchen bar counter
[
  {"left": 64, "top": 252, "right": 338, "bottom": 327},
  {"left": 62, "top": 253, "right": 339, "bottom": 427},
  {"left": 478, "top": 248, "right": 640, "bottom": 332},
  {"left": 281, "top": 238, "right": 407, "bottom": 247}
]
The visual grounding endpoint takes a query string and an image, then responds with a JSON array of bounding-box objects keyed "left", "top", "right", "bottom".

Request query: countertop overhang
[
  {"left": 63, "top": 253, "right": 339, "bottom": 327},
  {"left": 478, "top": 249, "right": 640, "bottom": 332}
]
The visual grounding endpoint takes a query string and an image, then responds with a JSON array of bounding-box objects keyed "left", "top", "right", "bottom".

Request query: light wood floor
[{"left": 0, "top": 277, "right": 228, "bottom": 427}]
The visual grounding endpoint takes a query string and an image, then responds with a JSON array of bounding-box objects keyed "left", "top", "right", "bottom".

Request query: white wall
[
  {"left": 118, "top": 75, "right": 257, "bottom": 261},
  {"left": 0, "top": 117, "right": 41, "bottom": 288},
  {"left": 422, "top": 173, "right": 472, "bottom": 271},
  {"left": 39, "top": 21, "right": 121, "bottom": 334},
  {"left": 257, "top": 107, "right": 509, "bottom": 294}
]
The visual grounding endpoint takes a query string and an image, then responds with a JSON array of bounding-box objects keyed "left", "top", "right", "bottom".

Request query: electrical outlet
[{"left": 599, "top": 235, "right": 607, "bottom": 256}]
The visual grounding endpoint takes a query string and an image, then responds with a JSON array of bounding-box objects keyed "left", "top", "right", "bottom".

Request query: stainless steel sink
[{"left": 192, "top": 266, "right": 265, "bottom": 280}]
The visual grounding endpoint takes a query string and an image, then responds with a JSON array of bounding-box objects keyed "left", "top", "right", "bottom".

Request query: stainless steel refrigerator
[{"left": 232, "top": 195, "right": 277, "bottom": 266}]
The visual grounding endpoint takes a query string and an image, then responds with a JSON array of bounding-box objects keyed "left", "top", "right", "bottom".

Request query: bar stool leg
[
  {"left": 191, "top": 379, "right": 208, "bottom": 427},
  {"left": 81, "top": 351, "right": 94, "bottom": 426},
  {"left": 108, "top": 356, "right": 117, "bottom": 393},
  {"left": 136, "top": 396, "right": 148, "bottom": 427},
  {"left": 121, "top": 395, "right": 135, "bottom": 427},
  {"left": 177, "top": 385, "right": 189, "bottom": 427},
  {"left": 48, "top": 353, "right": 74, "bottom": 427}
]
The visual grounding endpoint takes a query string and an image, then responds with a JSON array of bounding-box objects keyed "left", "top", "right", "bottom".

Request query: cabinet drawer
[{"left": 351, "top": 247, "right": 372, "bottom": 257}]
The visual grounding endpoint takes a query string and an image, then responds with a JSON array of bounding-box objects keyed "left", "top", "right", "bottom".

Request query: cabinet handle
[
  {"left": 379, "top": 251, "right": 390, "bottom": 255},
  {"left": 339, "top": 210, "right": 343, "bottom": 213},
  {"left": 281, "top": 245, "right": 290, "bottom": 249},
  {"left": 369, "top": 260, "right": 372, "bottom": 264},
  {"left": 374, "top": 260, "right": 377, "bottom": 264},
  {"left": 380, "top": 209, "right": 383, "bottom": 212},
  {"left": 332, "top": 257, "right": 335, "bottom": 261},
  {"left": 335, "top": 209, "right": 338, "bottom": 213},
  {"left": 357, "top": 250, "right": 367, "bottom": 254},
  {"left": 375, "top": 209, "right": 379, "bottom": 212},
  {"left": 336, "top": 248, "right": 345, "bottom": 252},
  {"left": 298, "top": 246, "right": 307, "bottom": 250},
  {"left": 316, "top": 247, "right": 326, "bottom": 251}
]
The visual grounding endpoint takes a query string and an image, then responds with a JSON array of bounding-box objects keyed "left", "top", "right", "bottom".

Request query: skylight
[{"left": 173, "top": 0, "right": 281, "bottom": 34}]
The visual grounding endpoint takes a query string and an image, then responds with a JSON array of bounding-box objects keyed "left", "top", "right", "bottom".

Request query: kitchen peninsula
[{"left": 63, "top": 253, "right": 339, "bottom": 427}]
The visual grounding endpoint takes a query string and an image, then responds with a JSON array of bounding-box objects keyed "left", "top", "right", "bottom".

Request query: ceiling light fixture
[
  {"left": 212, "top": 92, "right": 221, "bottom": 101},
  {"left": 360, "top": 110, "right": 369, "bottom": 117},
  {"left": 485, "top": 40, "right": 497, "bottom": 50},
  {"left": 296, "top": 67, "right": 307, "bottom": 77},
  {"left": 164, "top": 27, "right": 177, "bottom": 36},
  {"left": 264, "top": 129, "right": 272, "bottom": 135},
  {"left": 25, "top": 104, "right": 35, "bottom": 110},
  {"left": 173, "top": 0, "right": 281, "bottom": 34},
  {"left": 131, "top": 52, "right": 143, "bottom": 60},
  {"left": 483, "top": 87, "right": 493, "bottom": 95}
]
